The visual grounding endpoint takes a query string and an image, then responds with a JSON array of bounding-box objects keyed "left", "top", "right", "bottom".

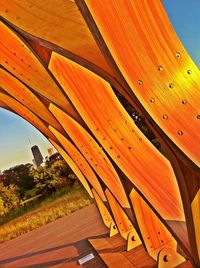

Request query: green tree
[{"left": 0, "top": 183, "right": 20, "bottom": 213}]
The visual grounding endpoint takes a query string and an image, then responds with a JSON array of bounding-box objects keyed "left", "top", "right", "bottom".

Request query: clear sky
[{"left": 0, "top": 0, "right": 200, "bottom": 171}]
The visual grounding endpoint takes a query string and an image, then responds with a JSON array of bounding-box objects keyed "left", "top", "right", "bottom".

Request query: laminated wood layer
[
  {"left": 84, "top": 0, "right": 200, "bottom": 167},
  {"left": 0, "top": 22, "right": 80, "bottom": 122},
  {"left": 0, "top": 0, "right": 112, "bottom": 76},
  {"left": 0, "top": 93, "right": 56, "bottom": 142},
  {"left": 50, "top": 104, "right": 129, "bottom": 208},
  {"left": 49, "top": 53, "right": 184, "bottom": 222},
  {"left": 49, "top": 140, "right": 93, "bottom": 198},
  {"left": 0, "top": 68, "right": 62, "bottom": 132},
  {"left": 49, "top": 126, "right": 106, "bottom": 202}
]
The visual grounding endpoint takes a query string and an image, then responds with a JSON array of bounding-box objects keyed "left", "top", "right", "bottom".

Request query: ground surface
[
  {"left": 0, "top": 204, "right": 107, "bottom": 268},
  {"left": 0, "top": 204, "right": 192, "bottom": 268}
]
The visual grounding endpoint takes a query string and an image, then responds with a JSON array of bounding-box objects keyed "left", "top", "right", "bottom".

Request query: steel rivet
[
  {"left": 138, "top": 80, "right": 143, "bottom": 85},
  {"left": 150, "top": 98, "right": 155, "bottom": 103},
  {"left": 176, "top": 52, "right": 181, "bottom": 58},
  {"left": 169, "top": 83, "right": 174, "bottom": 89},
  {"left": 178, "top": 131, "right": 183, "bottom": 136},
  {"left": 158, "top": 66, "right": 163, "bottom": 71},
  {"left": 182, "top": 99, "right": 187, "bottom": 105},
  {"left": 163, "top": 114, "right": 168, "bottom": 120}
]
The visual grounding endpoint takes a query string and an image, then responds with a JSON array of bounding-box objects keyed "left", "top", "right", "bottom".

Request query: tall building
[
  {"left": 48, "top": 147, "right": 54, "bottom": 157},
  {"left": 31, "top": 145, "right": 43, "bottom": 168}
]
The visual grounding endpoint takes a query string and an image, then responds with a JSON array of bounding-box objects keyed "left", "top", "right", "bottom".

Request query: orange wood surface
[
  {"left": 130, "top": 189, "right": 176, "bottom": 260},
  {"left": 0, "top": 68, "right": 63, "bottom": 133},
  {"left": 0, "top": 0, "right": 111, "bottom": 77},
  {"left": 49, "top": 103, "right": 130, "bottom": 208},
  {"left": 191, "top": 190, "right": 200, "bottom": 259},
  {"left": 92, "top": 189, "right": 115, "bottom": 230},
  {"left": 105, "top": 189, "right": 141, "bottom": 246},
  {"left": 49, "top": 53, "right": 184, "bottom": 222},
  {"left": 49, "top": 126, "right": 106, "bottom": 202},
  {"left": 0, "top": 21, "right": 80, "bottom": 122},
  {"left": 49, "top": 139, "right": 93, "bottom": 198},
  {"left": 84, "top": 0, "right": 200, "bottom": 167},
  {"left": 89, "top": 237, "right": 134, "bottom": 268},
  {"left": 0, "top": 92, "right": 57, "bottom": 142}
]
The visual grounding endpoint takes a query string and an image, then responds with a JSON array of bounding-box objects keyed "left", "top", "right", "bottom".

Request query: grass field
[{"left": 0, "top": 185, "right": 93, "bottom": 243}]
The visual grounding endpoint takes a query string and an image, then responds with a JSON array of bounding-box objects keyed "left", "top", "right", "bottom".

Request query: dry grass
[{"left": 0, "top": 187, "right": 93, "bottom": 243}]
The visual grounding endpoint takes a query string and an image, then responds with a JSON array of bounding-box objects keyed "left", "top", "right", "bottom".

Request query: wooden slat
[
  {"left": 105, "top": 189, "right": 141, "bottom": 252},
  {"left": 49, "top": 103, "right": 130, "bottom": 208},
  {"left": 49, "top": 126, "right": 106, "bottom": 202},
  {"left": 0, "top": 0, "right": 111, "bottom": 76},
  {"left": 89, "top": 237, "right": 134, "bottom": 268},
  {"left": 49, "top": 53, "right": 184, "bottom": 222},
  {"left": 49, "top": 139, "right": 93, "bottom": 198},
  {"left": 0, "top": 21, "right": 80, "bottom": 122},
  {"left": 0, "top": 68, "right": 63, "bottom": 133},
  {"left": 0, "top": 92, "right": 57, "bottom": 142},
  {"left": 82, "top": 0, "right": 200, "bottom": 167}
]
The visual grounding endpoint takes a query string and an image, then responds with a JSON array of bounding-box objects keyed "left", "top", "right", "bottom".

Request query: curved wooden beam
[
  {"left": 49, "top": 103, "right": 130, "bottom": 209},
  {"left": 49, "top": 140, "right": 93, "bottom": 199},
  {"left": 0, "top": 92, "right": 57, "bottom": 143},
  {"left": 49, "top": 53, "right": 184, "bottom": 222},
  {"left": 49, "top": 126, "right": 106, "bottom": 202},
  {"left": 0, "top": 67, "right": 63, "bottom": 133},
  {"left": 0, "top": 21, "right": 81, "bottom": 123}
]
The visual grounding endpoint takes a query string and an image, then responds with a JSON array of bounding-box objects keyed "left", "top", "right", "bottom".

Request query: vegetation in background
[
  {"left": 0, "top": 185, "right": 92, "bottom": 243},
  {"left": 0, "top": 155, "right": 80, "bottom": 217}
]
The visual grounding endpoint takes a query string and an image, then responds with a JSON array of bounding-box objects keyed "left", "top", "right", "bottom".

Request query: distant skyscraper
[
  {"left": 31, "top": 145, "right": 43, "bottom": 168},
  {"left": 48, "top": 147, "right": 54, "bottom": 157}
]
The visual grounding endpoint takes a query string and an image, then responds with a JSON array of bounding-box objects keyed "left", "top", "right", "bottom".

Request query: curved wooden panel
[
  {"left": 49, "top": 53, "right": 184, "bottom": 222},
  {"left": 49, "top": 125, "right": 106, "bottom": 202},
  {"left": 0, "top": 92, "right": 57, "bottom": 142},
  {"left": 0, "top": 0, "right": 111, "bottom": 76},
  {"left": 130, "top": 189, "right": 177, "bottom": 260},
  {"left": 49, "top": 103, "right": 129, "bottom": 208},
  {"left": 191, "top": 190, "right": 200, "bottom": 260},
  {"left": 105, "top": 189, "right": 141, "bottom": 251},
  {"left": 82, "top": 0, "right": 200, "bottom": 167},
  {"left": 0, "top": 21, "right": 80, "bottom": 122},
  {"left": 0, "top": 68, "right": 63, "bottom": 133},
  {"left": 92, "top": 188, "right": 116, "bottom": 232},
  {"left": 49, "top": 139, "right": 93, "bottom": 198}
]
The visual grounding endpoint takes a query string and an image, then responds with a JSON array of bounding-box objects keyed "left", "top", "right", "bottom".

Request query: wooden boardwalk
[
  {"left": 0, "top": 204, "right": 192, "bottom": 268},
  {"left": 0, "top": 205, "right": 107, "bottom": 268}
]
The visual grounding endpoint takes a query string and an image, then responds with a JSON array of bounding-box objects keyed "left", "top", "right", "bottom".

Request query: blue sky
[{"left": 0, "top": 0, "right": 200, "bottom": 171}]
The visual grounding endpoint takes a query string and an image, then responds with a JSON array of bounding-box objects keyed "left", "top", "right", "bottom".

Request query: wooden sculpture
[{"left": 0, "top": 0, "right": 199, "bottom": 267}]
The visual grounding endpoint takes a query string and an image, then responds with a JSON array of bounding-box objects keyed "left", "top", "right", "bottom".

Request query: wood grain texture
[
  {"left": 83, "top": 0, "right": 200, "bottom": 168},
  {"left": 49, "top": 53, "right": 184, "bottom": 222},
  {"left": 49, "top": 126, "right": 106, "bottom": 202},
  {"left": 130, "top": 189, "right": 179, "bottom": 260},
  {"left": 49, "top": 103, "right": 130, "bottom": 208},
  {"left": 0, "top": 92, "right": 57, "bottom": 142},
  {"left": 49, "top": 139, "right": 93, "bottom": 199},
  {"left": 0, "top": 21, "right": 80, "bottom": 122},
  {"left": 0, "top": 68, "right": 63, "bottom": 133},
  {"left": 191, "top": 190, "right": 200, "bottom": 260},
  {"left": 0, "top": 0, "right": 112, "bottom": 77},
  {"left": 92, "top": 189, "right": 116, "bottom": 230},
  {"left": 105, "top": 189, "right": 141, "bottom": 246}
]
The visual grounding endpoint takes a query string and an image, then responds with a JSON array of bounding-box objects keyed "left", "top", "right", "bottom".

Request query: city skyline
[{"left": 0, "top": 0, "right": 200, "bottom": 171}]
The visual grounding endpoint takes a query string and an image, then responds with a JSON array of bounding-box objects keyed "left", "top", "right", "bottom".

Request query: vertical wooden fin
[
  {"left": 130, "top": 189, "right": 185, "bottom": 265},
  {"left": 92, "top": 188, "right": 118, "bottom": 237},
  {"left": 191, "top": 189, "right": 200, "bottom": 260},
  {"left": 105, "top": 189, "right": 141, "bottom": 251}
]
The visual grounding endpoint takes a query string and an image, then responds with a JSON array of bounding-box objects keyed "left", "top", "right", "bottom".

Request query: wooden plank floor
[
  {"left": 0, "top": 204, "right": 107, "bottom": 268},
  {"left": 0, "top": 204, "right": 193, "bottom": 267}
]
